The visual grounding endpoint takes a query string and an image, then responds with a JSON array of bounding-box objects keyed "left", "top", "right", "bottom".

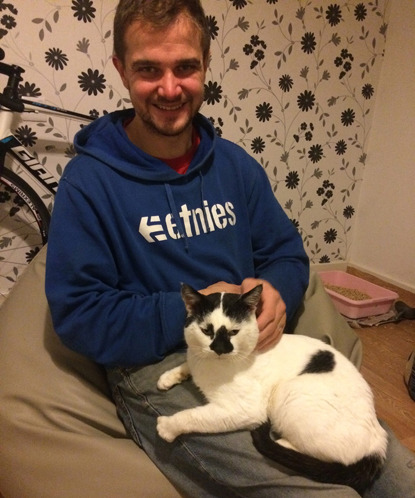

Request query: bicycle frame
[
  {"left": 0, "top": 59, "right": 94, "bottom": 196},
  {"left": 0, "top": 55, "right": 96, "bottom": 295},
  {"left": 0, "top": 131, "right": 59, "bottom": 194}
]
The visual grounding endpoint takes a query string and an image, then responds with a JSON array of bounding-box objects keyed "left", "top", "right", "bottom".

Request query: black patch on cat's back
[{"left": 300, "top": 350, "right": 336, "bottom": 375}]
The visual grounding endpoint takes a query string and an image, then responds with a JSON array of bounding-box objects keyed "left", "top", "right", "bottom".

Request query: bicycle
[{"left": 0, "top": 50, "right": 94, "bottom": 296}]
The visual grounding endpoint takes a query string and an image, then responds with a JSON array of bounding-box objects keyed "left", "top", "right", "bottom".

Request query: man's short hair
[{"left": 113, "top": 0, "right": 211, "bottom": 63}]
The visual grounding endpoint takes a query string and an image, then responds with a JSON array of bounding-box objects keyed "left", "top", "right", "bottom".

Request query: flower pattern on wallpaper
[
  {"left": 1, "top": 1, "right": 131, "bottom": 190},
  {"left": 203, "top": 0, "right": 388, "bottom": 264},
  {"left": 0, "top": 0, "right": 389, "bottom": 294},
  {"left": 0, "top": 0, "right": 124, "bottom": 293}
]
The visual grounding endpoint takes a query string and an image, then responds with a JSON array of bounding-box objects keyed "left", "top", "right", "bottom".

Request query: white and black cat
[{"left": 157, "top": 284, "right": 388, "bottom": 494}]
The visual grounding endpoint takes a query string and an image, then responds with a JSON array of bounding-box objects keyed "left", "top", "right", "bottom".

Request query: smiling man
[
  {"left": 45, "top": 1, "right": 415, "bottom": 497},
  {"left": 113, "top": 12, "right": 208, "bottom": 157}
]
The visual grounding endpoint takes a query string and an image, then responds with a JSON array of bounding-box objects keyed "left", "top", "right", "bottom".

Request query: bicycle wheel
[{"left": 0, "top": 168, "right": 50, "bottom": 296}]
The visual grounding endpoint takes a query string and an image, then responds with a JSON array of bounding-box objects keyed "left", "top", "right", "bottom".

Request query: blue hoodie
[{"left": 45, "top": 110, "right": 309, "bottom": 367}]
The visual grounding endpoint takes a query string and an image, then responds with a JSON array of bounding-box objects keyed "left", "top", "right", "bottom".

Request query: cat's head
[{"left": 181, "top": 284, "right": 262, "bottom": 358}]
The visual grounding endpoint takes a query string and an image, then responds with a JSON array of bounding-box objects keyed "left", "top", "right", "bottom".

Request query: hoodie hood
[{"left": 74, "top": 109, "right": 217, "bottom": 182}]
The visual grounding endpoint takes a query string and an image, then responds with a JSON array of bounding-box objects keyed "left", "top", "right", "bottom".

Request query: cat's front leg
[
  {"left": 157, "top": 362, "right": 190, "bottom": 391},
  {"left": 157, "top": 409, "right": 203, "bottom": 442},
  {"left": 157, "top": 403, "right": 261, "bottom": 442}
]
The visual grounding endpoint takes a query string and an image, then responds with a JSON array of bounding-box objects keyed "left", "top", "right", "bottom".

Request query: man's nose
[{"left": 158, "top": 71, "right": 182, "bottom": 99}]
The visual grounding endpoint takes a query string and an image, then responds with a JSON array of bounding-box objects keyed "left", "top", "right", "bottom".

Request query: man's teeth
[{"left": 157, "top": 103, "right": 183, "bottom": 110}]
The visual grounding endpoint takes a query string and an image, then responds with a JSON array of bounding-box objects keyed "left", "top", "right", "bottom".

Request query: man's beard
[
  {"left": 138, "top": 98, "right": 203, "bottom": 138},
  {"left": 142, "top": 113, "right": 193, "bottom": 137}
]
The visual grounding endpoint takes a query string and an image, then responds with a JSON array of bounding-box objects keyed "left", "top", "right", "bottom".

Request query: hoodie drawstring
[
  {"left": 198, "top": 171, "right": 212, "bottom": 234},
  {"left": 164, "top": 183, "right": 189, "bottom": 251},
  {"left": 164, "top": 172, "right": 211, "bottom": 252}
]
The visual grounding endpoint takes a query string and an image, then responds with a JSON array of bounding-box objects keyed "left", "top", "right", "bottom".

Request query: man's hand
[
  {"left": 199, "top": 281, "right": 241, "bottom": 296},
  {"left": 241, "top": 278, "right": 286, "bottom": 351}
]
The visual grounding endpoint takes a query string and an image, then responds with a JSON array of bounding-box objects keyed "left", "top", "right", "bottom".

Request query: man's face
[{"left": 113, "top": 14, "right": 208, "bottom": 142}]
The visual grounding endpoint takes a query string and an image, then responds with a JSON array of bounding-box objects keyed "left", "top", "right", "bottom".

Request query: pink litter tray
[{"left": 318, "top": 271, "right": 399, "bottom": 319}]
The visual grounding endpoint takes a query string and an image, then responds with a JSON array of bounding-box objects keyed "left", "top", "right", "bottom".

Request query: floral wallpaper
[{"left": 0, "top": 0, "right": 389, "bottom": 296}]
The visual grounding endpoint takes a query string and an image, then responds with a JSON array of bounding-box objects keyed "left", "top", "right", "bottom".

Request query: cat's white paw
[
  {"left": 157, "top": 365, "right": 189, "bottom": 391},
  {"left": 157, "top": 371, "right": 178, "bottom": 391},
  {"left": 157, "top": 416, "right": 180, "bottom": 442}
]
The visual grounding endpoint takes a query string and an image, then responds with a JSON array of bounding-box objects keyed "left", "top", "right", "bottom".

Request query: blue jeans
[{"left": 107, "top": 351, "right": 415, "bottom": 498}]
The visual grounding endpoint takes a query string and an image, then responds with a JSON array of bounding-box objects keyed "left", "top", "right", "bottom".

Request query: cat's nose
[{"left": 210, "top": 328, "right": 234, "bottom": 355}]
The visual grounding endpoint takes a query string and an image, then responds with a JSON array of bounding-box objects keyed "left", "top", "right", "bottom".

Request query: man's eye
[
  {"left": 176, "top": 65, "right": 198, "bottom": 76},
  {"left": 137, "top": 66, "right": 159, "bottom": 77}
]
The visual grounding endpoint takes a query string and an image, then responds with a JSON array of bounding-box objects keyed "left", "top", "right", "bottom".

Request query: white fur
[{"left": 157, "top": 296, "right": 388, "bottom": 467}]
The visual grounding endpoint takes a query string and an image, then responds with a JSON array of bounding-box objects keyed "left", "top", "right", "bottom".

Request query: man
[
  {"left": 46, "top": 0, "right": 305, "bottom": 370},
  {"left": 45, "top": 1, "right": 415, "bottom": 496}
]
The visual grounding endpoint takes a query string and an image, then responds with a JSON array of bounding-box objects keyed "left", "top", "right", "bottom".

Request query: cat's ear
[
  {"left": 181, "top": 283, "right": 203, "bottom": 313},
  {"left": 241, "top": 284, "right": 263, "bottom": 311}
]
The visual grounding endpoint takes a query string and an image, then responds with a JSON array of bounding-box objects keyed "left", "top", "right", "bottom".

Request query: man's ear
[
  {"left": 203, "top": 51, "right": 211, "bottom": 73},
  {"left": 112, "top": 55, "right": 129, "bottom": 90}
]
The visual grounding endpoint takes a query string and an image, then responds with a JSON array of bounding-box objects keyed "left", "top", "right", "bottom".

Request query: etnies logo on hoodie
[{"left": 139, "top": 200, "right": 236, "bottom": 243}]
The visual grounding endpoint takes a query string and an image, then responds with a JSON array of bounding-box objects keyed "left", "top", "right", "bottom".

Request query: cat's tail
[{"left": 251, "top": 423, "right": 385, "bottom": 495}]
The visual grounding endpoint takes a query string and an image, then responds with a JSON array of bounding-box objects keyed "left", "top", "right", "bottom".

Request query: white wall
[{"left": 349, "top": 0, "right": 415, "bottom": 292}]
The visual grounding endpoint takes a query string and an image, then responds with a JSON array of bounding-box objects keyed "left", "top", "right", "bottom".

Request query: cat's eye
[
  {"left": 228, "top": 329, "right": 239, "bottom": 336},
  {"left": 201, "top": 325, "right": 214, "bottom": 338}
]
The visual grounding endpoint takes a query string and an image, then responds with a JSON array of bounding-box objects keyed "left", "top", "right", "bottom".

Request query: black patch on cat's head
[
  {"left": 222, "top": 285, "right": 262, "bottom": 323},
  {"left": 181, "top": 284, "right": 221, "bottom": 325},
  {"left": 300, "top": 349, "right": 336, "bottom": 375}
]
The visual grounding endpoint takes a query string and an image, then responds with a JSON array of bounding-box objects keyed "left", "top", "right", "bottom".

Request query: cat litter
[{"left": 318, "top": 271, "right": 398, "bottom": 319}]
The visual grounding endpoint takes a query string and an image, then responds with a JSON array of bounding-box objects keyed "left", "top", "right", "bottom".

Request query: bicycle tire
[
  {"left": 0, "top": 168, "right": 50, "bottom": 241},
  {"left": 0, "top": 168, "right": 50, "bottom": 293}
]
